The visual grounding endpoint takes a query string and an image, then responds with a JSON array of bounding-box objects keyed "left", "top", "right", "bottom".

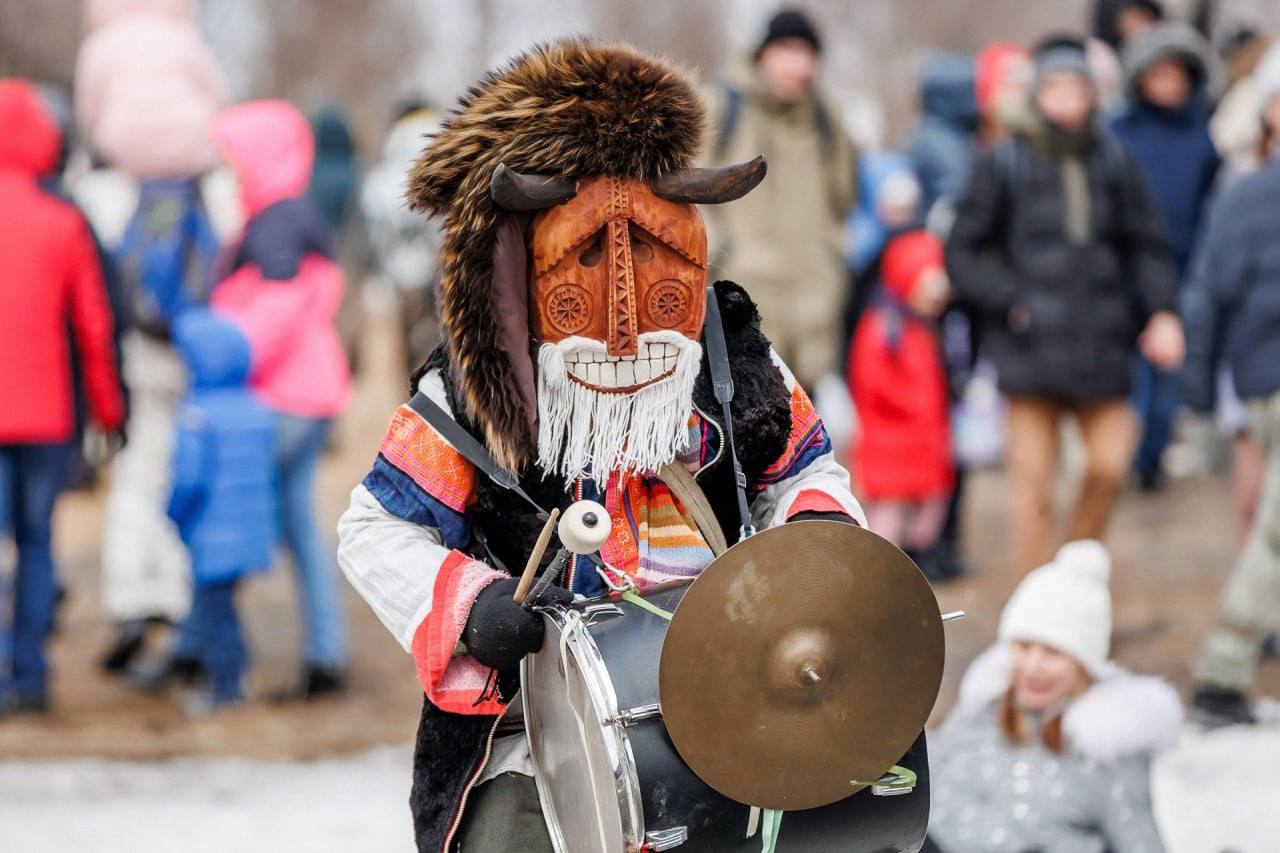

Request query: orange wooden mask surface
[{"left": 530, "top": 176, "right": 708, "bottom": 354}]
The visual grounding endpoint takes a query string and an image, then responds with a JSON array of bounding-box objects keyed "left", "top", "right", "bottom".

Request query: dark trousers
[
  {"left": 175, "top": 580, "right": 246, "bottom": 701},
  {"left": 0, "top": 442, "right": 71, "bottom": 701},
  {"left": 455, "top": 772, "right": 552, "bottom": 852},
  {"left": 1132, "top": 355, "right": 1180, "bottom": 477}
]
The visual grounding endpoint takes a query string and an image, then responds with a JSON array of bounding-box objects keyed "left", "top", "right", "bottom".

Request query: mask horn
[
  {"left": 651, "top": 156, "right": 767, "bottom": 205},
  {"left": 490, "top": 163, "right": 577, "bottom": 211}
]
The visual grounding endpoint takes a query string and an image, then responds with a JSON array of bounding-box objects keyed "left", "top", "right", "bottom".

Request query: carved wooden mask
[{"left": 530, "top": 176, "right": 707, "bottom": 356}]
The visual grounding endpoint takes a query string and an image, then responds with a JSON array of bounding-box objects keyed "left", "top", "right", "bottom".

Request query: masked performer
[{"left": 337, "top": 39, "right": 866, "bottom": 852}]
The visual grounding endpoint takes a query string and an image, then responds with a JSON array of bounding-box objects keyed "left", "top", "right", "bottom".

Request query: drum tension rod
[
  {"left": 941, "top": 611, "right": 965, "bottom": 623},
  {"left": 604, "top": 702, "right": 662, "bottom": 727}
]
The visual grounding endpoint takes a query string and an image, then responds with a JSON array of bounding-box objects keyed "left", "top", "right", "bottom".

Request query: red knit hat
[
  {"left": 976, "top": 42, "right": 1032, "bottom": 116},
  {"left": 882, "top": 231, "right": 944, "bottom": 302}
]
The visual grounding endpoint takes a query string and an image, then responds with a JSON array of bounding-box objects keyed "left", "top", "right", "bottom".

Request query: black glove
[
  {"left": 789, "top": 510, "right": 856, "bottom": 524},
  {"left": 463, "top": 577, "right": 573, "bottom": 671}
]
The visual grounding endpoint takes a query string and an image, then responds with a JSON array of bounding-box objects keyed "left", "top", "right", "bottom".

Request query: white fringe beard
[{"left": 537, "top": 331, "right": 703, "bottom": 484}]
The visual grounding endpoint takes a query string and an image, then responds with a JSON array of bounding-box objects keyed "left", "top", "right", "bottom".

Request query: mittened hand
[{"left": 463, "top": 577, "right": 572, "bottom": 671}]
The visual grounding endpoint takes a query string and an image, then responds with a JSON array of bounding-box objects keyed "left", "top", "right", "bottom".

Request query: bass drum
[{"left": 520, "top": 582, "right": 930, "bottom": 852}]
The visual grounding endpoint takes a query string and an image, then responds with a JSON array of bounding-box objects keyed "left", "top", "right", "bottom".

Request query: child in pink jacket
[{"left": 210, "top": 100, "right": 353, "bottom": 699}]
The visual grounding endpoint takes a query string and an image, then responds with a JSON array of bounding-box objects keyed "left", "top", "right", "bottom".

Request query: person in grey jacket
[
  {"left": 928, "top": 541, "right": 1181, "bottom": 853},
  {"left": 1181, "top": 43, "right": 1280, "bottom": 728}
]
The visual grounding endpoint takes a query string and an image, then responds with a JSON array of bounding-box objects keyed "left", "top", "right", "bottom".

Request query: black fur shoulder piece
[
  {"left": 694, "top": 281, "right": 792, "bottom": 482},
  {"left": 406, "top": 39, "right": 706, "bottom": 474}
]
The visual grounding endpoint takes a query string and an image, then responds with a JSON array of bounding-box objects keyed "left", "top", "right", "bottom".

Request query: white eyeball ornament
[{"left": 558, "top": 500, "right": 611, "bottom": 555}]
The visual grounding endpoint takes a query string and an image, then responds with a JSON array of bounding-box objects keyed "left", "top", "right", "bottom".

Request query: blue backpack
[{"left": 114, "top": 178, "right": 220, "bottom": 336}]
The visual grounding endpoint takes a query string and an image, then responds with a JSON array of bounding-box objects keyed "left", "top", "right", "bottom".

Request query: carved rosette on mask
[{"left": 491, "top": 162, "right": 766, "bottom": 482}]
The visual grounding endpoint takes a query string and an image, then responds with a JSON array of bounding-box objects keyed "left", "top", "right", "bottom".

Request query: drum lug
[
  {"left": 644, "top": 826, "right": 688, "bottom": 850},
  {"left": 604, "top": 702, "right": 662, "bottom": 727},
  {"left": 871, "top": 783, "right": 915, "bottom": 797},
  {"left": 582, "top": 602, "right": 626, "bottom": 626},
  {"left": 870, "top": 768, "right": 916, "bottom": 797}
]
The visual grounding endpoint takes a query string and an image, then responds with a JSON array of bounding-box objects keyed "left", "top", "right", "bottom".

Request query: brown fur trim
[{"left": 406, "top": 39, "right": 706, "bottom": 472}]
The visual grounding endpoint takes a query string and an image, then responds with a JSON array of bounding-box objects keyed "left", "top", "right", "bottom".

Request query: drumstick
[{"left": 514, "top": 508, "right": 560, "bottom": 604}]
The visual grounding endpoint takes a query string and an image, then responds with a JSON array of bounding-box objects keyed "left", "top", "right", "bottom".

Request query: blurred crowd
[
  {"left": 710, "top": 5, "right": 1278, "bottom": 850},
  {"left": 1, "top": 0, "right": 1279, "bottom": 850}
]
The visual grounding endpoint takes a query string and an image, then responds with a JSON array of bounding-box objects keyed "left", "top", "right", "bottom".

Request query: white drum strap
[{"left": 560, "top": 610, "right": 614, "bottom": 853}]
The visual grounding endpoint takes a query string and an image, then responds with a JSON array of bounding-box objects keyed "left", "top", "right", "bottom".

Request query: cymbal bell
[{"left": 658, "top": 521, "right": 944, "bottom": 811}]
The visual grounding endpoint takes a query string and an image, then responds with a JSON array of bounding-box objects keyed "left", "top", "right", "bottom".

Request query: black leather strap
[
  {"left": 704, "top": 286, "right": 754, "bottom": 538},
  {"left": 406, "top": 391, "right": 550, "bottom": 519}
]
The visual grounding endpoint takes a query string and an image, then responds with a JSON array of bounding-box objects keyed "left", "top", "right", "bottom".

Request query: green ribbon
[
  {"left": 850, "top": 764, "right": 918, "bottom": 790},
  {"left": 761, "top": 808, "right": 783, "bottom": 853},
  {"left": 620, "top": 589, "right": 674, "bottom": 621}
]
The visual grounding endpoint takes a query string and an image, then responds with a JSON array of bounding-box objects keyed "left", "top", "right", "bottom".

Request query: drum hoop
[{"left": 523, "top": 607, "right": 646, "bottom": 851}]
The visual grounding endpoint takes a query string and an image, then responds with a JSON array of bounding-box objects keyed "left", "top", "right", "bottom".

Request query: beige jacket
[{"left": 701, "top": 63, "right": 857, "bottom": 387}]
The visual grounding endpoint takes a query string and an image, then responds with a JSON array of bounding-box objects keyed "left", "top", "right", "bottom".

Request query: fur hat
[
  {"left": 998, "top": 540, "right": 1112, "bottom": 676},
  {"left": 406, "top": 39, "right": 705, "bottom": 472}
]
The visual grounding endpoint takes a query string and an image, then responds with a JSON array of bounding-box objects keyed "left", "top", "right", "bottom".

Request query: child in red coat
[{"left": 849, "top": 231, "right": 954, "bottom": 562}]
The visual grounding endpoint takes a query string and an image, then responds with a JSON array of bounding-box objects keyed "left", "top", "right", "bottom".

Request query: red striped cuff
[{"left": 410, "top": 550, "right": 508, "bottom": 715}]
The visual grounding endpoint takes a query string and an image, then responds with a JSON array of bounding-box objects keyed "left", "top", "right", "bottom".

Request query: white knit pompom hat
[{"left": 998, "top": 540, "right": 1112, "bottom": 676}]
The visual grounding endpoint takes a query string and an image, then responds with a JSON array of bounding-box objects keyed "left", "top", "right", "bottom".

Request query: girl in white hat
[{"left": 926, "top": 540, "right": 1181, "bottom": 852}]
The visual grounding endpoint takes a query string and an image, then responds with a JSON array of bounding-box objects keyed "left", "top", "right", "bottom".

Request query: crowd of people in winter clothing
[
  {"left": 731, "top": 4, "right": 1277, "bottom": 850},
  {"left": 0, "top": 0, "right": 360, "bottom": 715},
  {"left": 1, "top": 0, "right": 1278, "bottom": 849}
]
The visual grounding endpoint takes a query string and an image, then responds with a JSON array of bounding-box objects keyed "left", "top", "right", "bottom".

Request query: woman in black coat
[{"left": 945, "top": 39, "right": 1182, "bottom": 574}]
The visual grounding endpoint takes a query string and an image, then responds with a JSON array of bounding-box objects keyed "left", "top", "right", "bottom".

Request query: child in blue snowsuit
[{"left": 167, "top": 309, "right": 276, "bottom": 709}]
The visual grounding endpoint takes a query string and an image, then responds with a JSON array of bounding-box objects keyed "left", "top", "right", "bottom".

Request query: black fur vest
[{"left": 409, "top": 282, "right": 792, "bottom": 851}]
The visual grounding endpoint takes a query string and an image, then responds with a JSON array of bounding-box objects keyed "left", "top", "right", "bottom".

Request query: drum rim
[{"left": 522, "top": 604, "right": 646, "bottom": 851}]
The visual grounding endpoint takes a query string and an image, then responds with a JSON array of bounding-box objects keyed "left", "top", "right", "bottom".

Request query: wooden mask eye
[
  {"left": 629, "top": 224, "right": 654, "bottom": 263},
  {"left": 579, "top": 233, "right": 603, "bottom": 268}
]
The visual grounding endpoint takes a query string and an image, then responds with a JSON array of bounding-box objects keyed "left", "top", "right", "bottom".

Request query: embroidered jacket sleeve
[
  {"left": 749, "top": 350, "right": 867, "bottom": 529},
  {"left": 336, "top": 370, "right": 506, "bottom": 714}
]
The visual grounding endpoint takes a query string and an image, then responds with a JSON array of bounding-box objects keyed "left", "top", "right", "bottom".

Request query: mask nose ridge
[{"left": 605, "top": 217, "right": 638, "bottom": 357}]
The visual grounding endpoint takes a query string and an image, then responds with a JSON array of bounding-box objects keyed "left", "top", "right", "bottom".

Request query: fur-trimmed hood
[
  {"left": 957, "top": 644, "right": 1183, "bottom": 762},
  {"left": 406, "top": 39, "right": 706, "bottom": 473}
]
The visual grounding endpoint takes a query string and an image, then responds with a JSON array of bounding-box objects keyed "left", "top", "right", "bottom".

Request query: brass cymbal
[{"left": 658, "top": 521, "right": 944, "bottom": 811}]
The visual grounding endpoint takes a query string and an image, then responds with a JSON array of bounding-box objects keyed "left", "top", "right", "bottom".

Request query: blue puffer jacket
[
  {"left": 1181, "top": 161, "right": 1280, "bottom": 410},
  {"left": 1111, "top": 98, "right": 1220, "bottom": 274},
  {"left": 906, "top": 53, "right": 979, "bottom": 218},
  {"left": 168, "top": 309, "right": 277, "bottom": 586}
]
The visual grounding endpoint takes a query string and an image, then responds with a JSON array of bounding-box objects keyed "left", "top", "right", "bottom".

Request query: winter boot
[
  {"left": 1191, "top": 686, "right": 1257, "bottom": 728},
  {"left": 271, "top": 664, "right": 348, "bottom": 703},
  {"left": 303, "top": 664, "right": 348, "bottom": 700},
  {"left": 0, "top": 692, "right": 49, "bottom": 717},
  {"left": 126, "top": 654, "right": 204, "bottom": 694},
  {"left": 184, "top": 670, "right": 246, "bottom": 716},
  {"left": 100, "top": 618, "right": 151, "bottom": 674}
]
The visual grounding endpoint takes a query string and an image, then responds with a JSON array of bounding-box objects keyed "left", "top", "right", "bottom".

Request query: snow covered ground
[
  {"left": 1153, "top": 701, "right": 1280, "bottom": 853},
  {"left": 3, "top": 716, "right": 1279, "bottom": 852},
  {"left": 0, "top": 745, "right": 415, "bottom": 853}
]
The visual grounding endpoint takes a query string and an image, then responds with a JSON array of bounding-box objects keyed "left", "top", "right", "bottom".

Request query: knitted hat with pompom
[{"left": 998, "top": 540, "right": 1112, "bottom": 675}]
